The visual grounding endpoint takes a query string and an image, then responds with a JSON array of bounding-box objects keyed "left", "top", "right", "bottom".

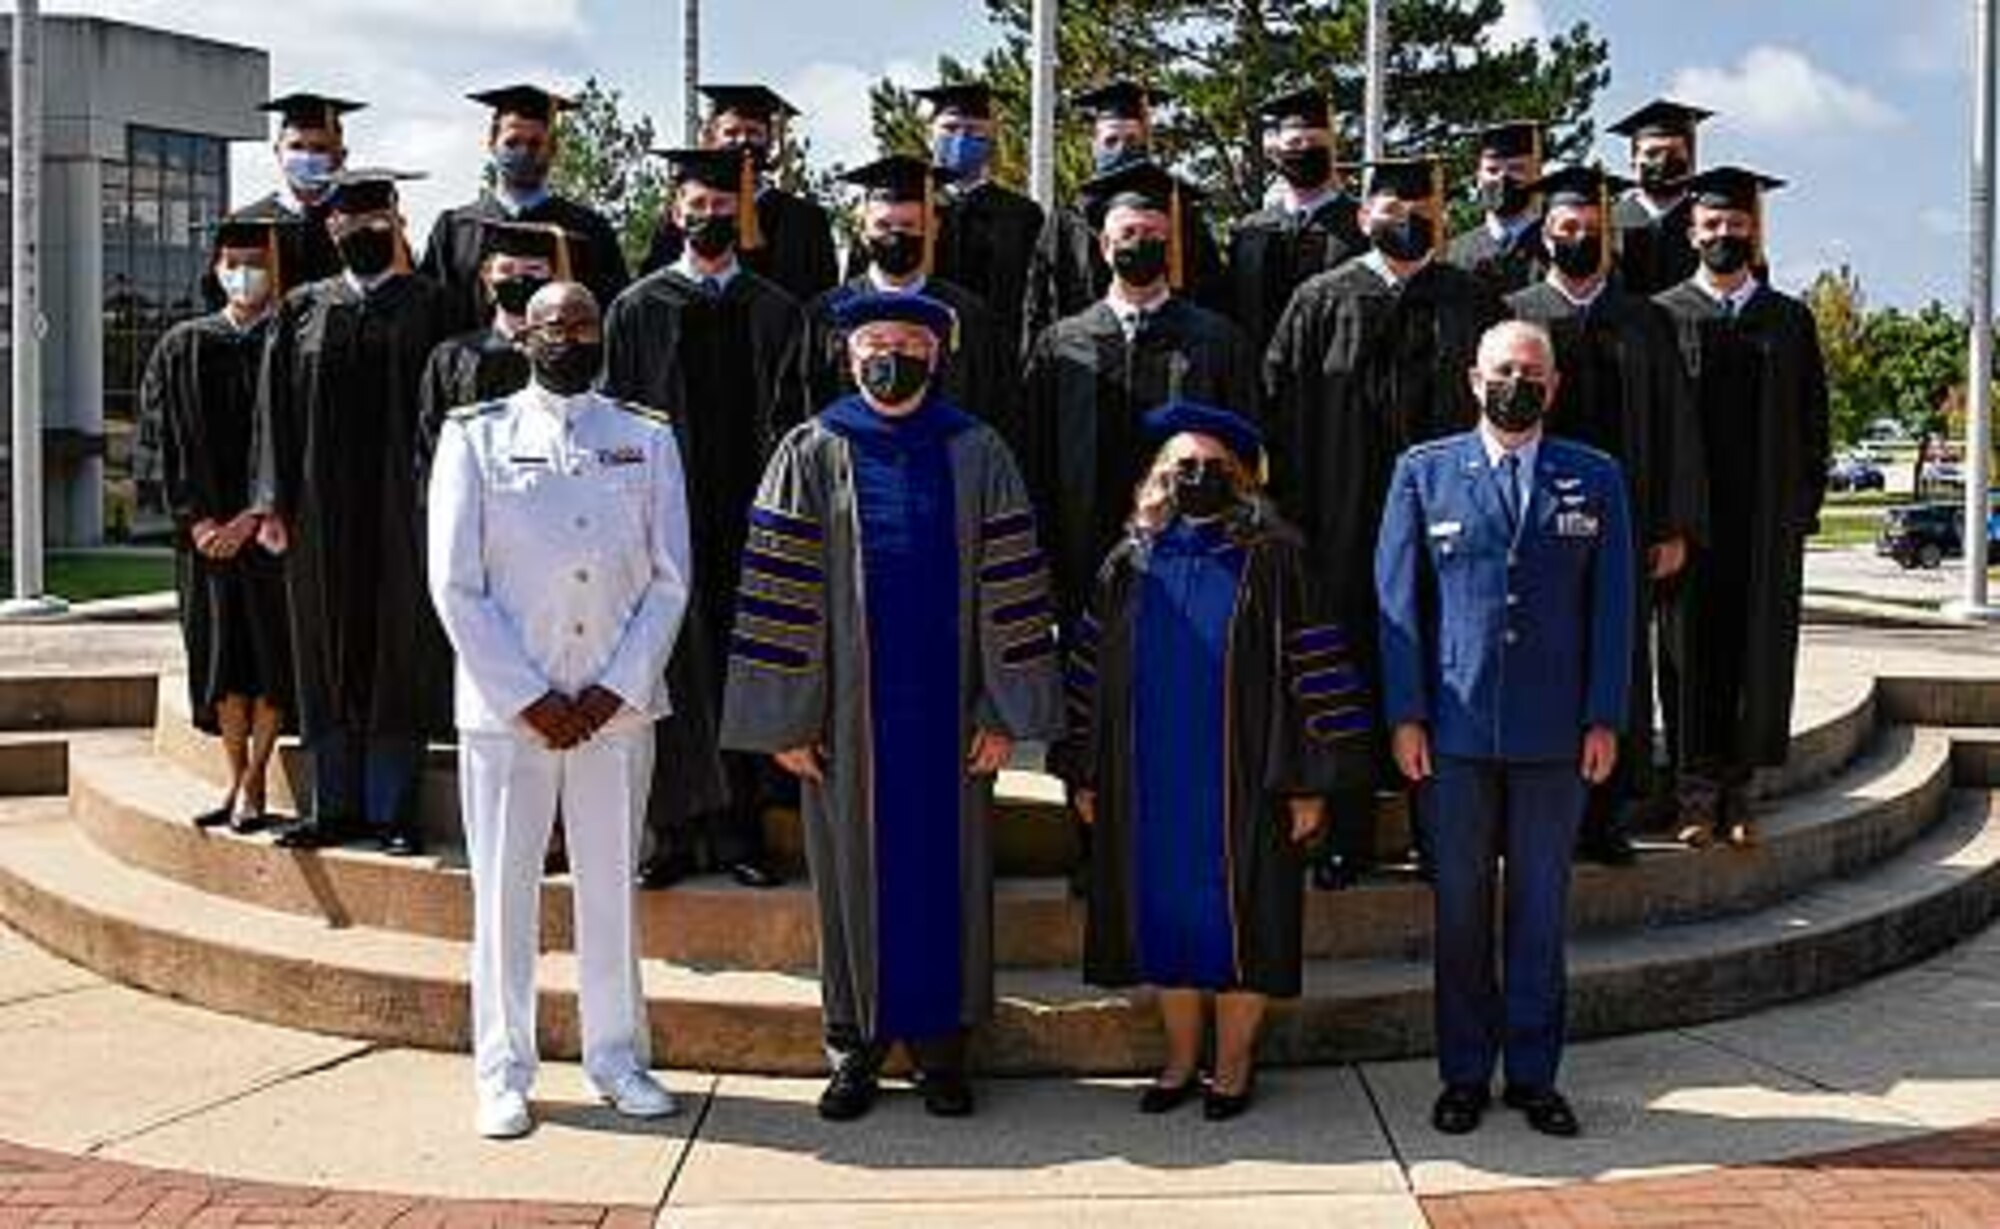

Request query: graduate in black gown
[
  {"left": 419, "top": 85, "right": 630, "bottom": 336},
  {"left": 1506, "top": 164, "right": 1706, "bottom": 865},
  {"left": 604, "top": 146, "right": 810, "bottom": 890},
  {"left": 1061, "top": 402, "right": 1371, "bottom": 1121},
  {"left": 1607, "top": 100, "right": 1714, "bottom": 297},
  {"left": 804, "top": 155, "right": 1011, "bottom": 438},
  {"left": 1264, "top": 157, "right": 1505, "bottom": 883},
  {"left": 418, "top": 218, "right": 557, "bottom": 466},
  {"left": 1022, "top": 80, "right": 1225, "bottom": 355},
  {"left": 147, "top": 203, "right": 298, "bottom": 833},
  {"left": 253, "top": 170, "right": 454, "bottom": 856},
  {"left": 1445, "top": 120, "right": 1548, "bottom": 297},
  {"left": 917, "top": 81, "right": 1045, "bottom": 367},
  {"left": 247, "top": 92, "right": 361, "bottom": 287},
  {"left": 640, "top": 84, "right": 840, "bottom": 305},
  {"left": 1653, "top": 167, "right": 1828, "bottom": 849},
  {"left": 1225, "top": 86, "right": 1364, "bottom": 356}
]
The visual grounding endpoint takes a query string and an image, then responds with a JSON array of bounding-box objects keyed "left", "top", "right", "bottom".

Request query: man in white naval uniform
[{"left": 427, "top": 281, "right": 691, "bottom": 1139}]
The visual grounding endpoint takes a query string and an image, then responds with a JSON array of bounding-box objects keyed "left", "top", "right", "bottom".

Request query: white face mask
[{"left": 218, "top": 265, "right": 272, "bottom": 308}]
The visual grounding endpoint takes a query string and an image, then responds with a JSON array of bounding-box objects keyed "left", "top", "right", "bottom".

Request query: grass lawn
[{"left": 0, "top": 551, "right": 175, "bottom": 603}]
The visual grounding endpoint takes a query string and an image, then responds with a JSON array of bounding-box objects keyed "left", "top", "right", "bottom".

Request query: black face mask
[
  {"left": 1110, "top": 236, "right": 1169, "bottom": 287},
  {"left": 1638, "top": 153, "right": 1690, "bottom": 193},
  {"left": 1482, "top": 377, "right": 1548, "bottom": 433},
  {"left": 337, "top": 227, "right": 396, "bottom": 278},
  {"left": 492, "top": 274, "right": 549, "bottom": 317},
  {"left": 867, "top": 230, "right": 925, "bottom": 279},
  {"left": 857, "top": 352, "right": 931, "bottom": 406},
  {"left": 525, "top": 337, "right": 602, "bottom": 397},
  {"left": 1173, "top": 461, "right": 1235, "bottom": 520},
  {"left": 1093, "top": 143, "right": 1148, "bottom": 175},
  {"left": 1369, "top": 213, "right": 1434, "bottom": 262},
  {"left": 1548, "top": 231, "right": 1603, "bottom": 279},
  {"left": 1699, "top": 234, "right": 1754, "bottom": 276},
  {"left": 1478, "top": 176, "right": 1533, "bottom": 218},
  {"left": 1273, "top": 146, "right": 1333, "bottom": 189},
  {"left": 685, "top": 214, "right": 738, "bottom": 260}
]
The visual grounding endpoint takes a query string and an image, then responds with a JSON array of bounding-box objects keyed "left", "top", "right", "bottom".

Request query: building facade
[{"left": 1, "top": 16, "right": 266, "bottom": 548}]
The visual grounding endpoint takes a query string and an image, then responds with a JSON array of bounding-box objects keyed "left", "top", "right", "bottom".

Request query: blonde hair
[{"left": 1127, "top": 435, "right": 1260, "bottom": 538}]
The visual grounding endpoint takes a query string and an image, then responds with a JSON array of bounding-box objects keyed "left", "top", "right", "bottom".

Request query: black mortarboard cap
[
  {"left": 324, "top": 168, "right": 423, "bottom": 214},
  {"left": 840, "top": 153, "right": 953, "bottom": 204},
  {"left": 1360, "top": 157, "right": 1442, "bottom": 202},
  {"left": 468, "top": 84, "right": 574, "bottom": 124},
  {"left": 698, "top": 83, "right": 800, "bottom": 121},
  {"left": 1072, "top": 79, "right": 1165, "bottom": 121},
  {"left": 1675, "top": 165, "right": 1786, "bottom": 211},
  {"left": 1257, "top": 85, "right": 1333, "bottom": 130},
  {"left": 1523, "top": 163, "right": 1634, "bottom": 207},
  {"left": 208, "top": 198, "right": 302, "bottom": 249},
  {"left": 913, "top": 81, "right": 996, "bottom": 119},
  {"left": 1606, "top": 98, "right": 1715, "bottom": 141},
  {"left": 1474, "top": 120, "right": 1544, "bottom": 160},
  {"left": 656, "top": 146, "right": 750, "bottom": 191},
  {"left": 260, "top": 92, "right": 364, "bottom": 134},
  {"left": 1081, "top": 158, "right": 1202, "bottom": 223},
  {"left": 480, "top": 218, "right": 569, "bottom": 261}
]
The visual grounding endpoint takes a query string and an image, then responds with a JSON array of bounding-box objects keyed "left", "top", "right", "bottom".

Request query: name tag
[
  {"left": 1553, "top": 476, "right": 1582, "bottom": 492},
  {"left": 597, "top": 446, "right": 646, "bottom": 467},
  {"left": 1556, "top": 510, "right": 1601, "bottom": 538},
  {"left": 508, "top": 455, "right": 550, "bottom": 466},
  {"left": 1427, "top": 521, "right": 1463, "bottom": 539}
]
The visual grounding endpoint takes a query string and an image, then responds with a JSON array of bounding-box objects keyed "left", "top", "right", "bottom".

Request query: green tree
[
  {"left": 868, "top": 0, "right": 1610, "bottom": 221},
  {"left": 1866, "top": 303, "right": 1969, "bottom": 446},
  {"left": 1804, "top": 264, "right": 1871, "bottom": 445},
  {"left": 548, "top": 77, "right": 669, "bottom": 269}
]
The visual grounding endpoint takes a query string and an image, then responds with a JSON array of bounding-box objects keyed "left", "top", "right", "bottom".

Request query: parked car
[
  {"left": 1920, "top": 458, "right": 1965, "bottom": 492},
  {"left": 1878, "top": 503, "right": 1961, "bottom": 568},
  {"left": 1863, "top": 419, "right": 1915, "bottom": 444},
  {"left": 1828, "top": 455, "right": 1886, "bottom": 492}
]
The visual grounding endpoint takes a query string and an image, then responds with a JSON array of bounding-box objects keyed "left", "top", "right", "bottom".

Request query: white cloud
[
  {"left": 1488, "top": 0, "right": 1549, "bottom": 48},
  {"left": 1668, "top": 46, "right": 1901, "bottom": 139},
  {"left": 779, "top": 57, "right": 928, "bottom": 173},
  {"left": 1894, "top": 0, "right": 1971, "bottom": 78}
]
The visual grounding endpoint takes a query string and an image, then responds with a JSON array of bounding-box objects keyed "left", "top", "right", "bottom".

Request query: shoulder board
[
  {"left": 446, "top": 399, "right": 507, "bottom": 423},
  {"left": 1403, "top": 435, "right": 1462, "bottom": 460},
  {"left": 610, "top": 399, "right": 675, "bottom": 426}
]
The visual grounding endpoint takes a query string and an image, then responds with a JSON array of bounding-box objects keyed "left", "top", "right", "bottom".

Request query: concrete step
[
  {"left": 0, "top": 673, "right": 156, "bottom": 732},
  {"left": 66, "top": 722, "right": 1962, "bottom": 968},
  {"left": 3, "top": 786, "right": 1994, "bottom": 1076}
]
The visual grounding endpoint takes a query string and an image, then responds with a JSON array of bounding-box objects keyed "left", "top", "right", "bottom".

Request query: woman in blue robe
[{"left": 1058, "top": 401, "right": 1373, "bottom": 1119}]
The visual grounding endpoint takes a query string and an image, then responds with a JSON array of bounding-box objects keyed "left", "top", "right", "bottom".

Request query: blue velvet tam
[{"left": 1142, "top": 400, "right": 1264, "bottom": 469}]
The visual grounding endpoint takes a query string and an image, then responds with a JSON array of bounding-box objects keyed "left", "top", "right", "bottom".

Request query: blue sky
[{"left": 43, "top": 0, "right": 1986, "bottom": 309}]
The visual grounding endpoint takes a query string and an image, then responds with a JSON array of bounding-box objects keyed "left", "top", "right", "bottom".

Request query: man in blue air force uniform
[{"left": 1375, "top": 319, "right": 1633, "bottom": 1140}]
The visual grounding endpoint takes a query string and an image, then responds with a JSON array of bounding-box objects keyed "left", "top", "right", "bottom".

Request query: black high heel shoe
[
  {"left": 1137, "top": 1074, "right": 1200, "bottom": 1114},
  {"left": 1203, "top": 1073, "right": 1256, "bottom": 1121}
]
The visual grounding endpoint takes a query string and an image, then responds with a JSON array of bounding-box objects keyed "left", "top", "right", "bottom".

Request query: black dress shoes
[
  {"left": 1311, "top": 855, "right": 1361, "bottom": 891},
  {"left": 192, "top": 806, "right": 233, "bottom": 830},
  {"left": 1504, "top": 1085, "right": 1581, "bottom": 1137},
  {"left": 1432, "top": 1084, "right": 1491, "bottom": 1135},
  {"left": 273, "top": 816, "right": 346, "bottom": 849},
  {"left": 1137, "top": 1076, "right": 1200, "bottom": 1115},
  {"left": 919, "top": 1071, "right": 976, "bottom": 1118},
  {"left": 1579, "top": 829, "right": 1639, "bottom": 866},
  {"left": 638, "top": 852, "right": 695, "bottom": 890},
  {"left": 817, "top": 1062, "right": 879, "bottom": 1122},
  {"left": 379, "top": 827, "right": 423, "bottom": 858},
  {"left": 729, "top": 858, "right": 784, "bottom": 889},
  {"left": 1202, "top": 1077, "right": 1255, "bottom": 1122}
]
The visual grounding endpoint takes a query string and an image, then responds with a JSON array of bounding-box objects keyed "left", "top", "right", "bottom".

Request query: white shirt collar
[
  {"left": 673, "top": 252, "right": 741, "bottom": 290},
  {"left": 1696, "top": 269, "right": 1762, "bottom": 312},
  {"left": 1479, "top": 421, "right": 1541, "bottom": 478},
  {"left": 1284, "top": 183, "right": 1342, "bottom": 217},
  {"left": 867, "top": 268, "right": 928, "bottom": 295},
  {"left": 521, "top": 379, "right": 593, "bottom": 422},
  {"left": 1636, "top": 190, "right": 1684, "bottom": 220},
  {"left": 343, "top": 269, "right": 396, "bottom": 296},
  {"left": 1362, "top": 248, "right": 1431, "bottom": 288},
  {"left": 1486, "top": 211, "right": 1538, "bottom": 242},
  {"left": 495, "top": 184, "right": 551, "bottom": 215},
  {"left": 1547, "top": 270, "right": 1608, "bottom": 309},
  {"left": 1105, "top": 284, "right": 1170, "bottom": 340}
]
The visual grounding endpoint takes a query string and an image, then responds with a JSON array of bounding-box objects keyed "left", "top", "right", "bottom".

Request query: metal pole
[
  {"left": 682, "top": 0, "right": 700, "bottom": 145},
  {"left": 1029, "top": 0, "right": 1058, "bottom": 211},
  {"left": 1363, "top": 0, "right": 1387, "bottom": 161},
  {"left": 1956, "top": 0, "right": 1997, "bottom": 617},
  {"left": 3, "top": 0, "right": 60, "bottom": 618}
]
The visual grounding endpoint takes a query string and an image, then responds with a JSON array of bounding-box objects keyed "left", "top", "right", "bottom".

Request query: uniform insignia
[
  {"left": 508, "top": 455, "right": 550, "bottom": 466},
  {"left": 597, "top": 446, "right": 646, "bottom": 466},
  {"left": 447, "top": 399, "right": 506, "bottom": 421},
  {"left": 1427, "top": 521, "right": 1463, "bottom": 538},
  {"left": 1556, "top": 510, "right": 1601, "bottom": 538},
  {"left": 1554, "top": 476, "right": 1582, "bottom": 491}
]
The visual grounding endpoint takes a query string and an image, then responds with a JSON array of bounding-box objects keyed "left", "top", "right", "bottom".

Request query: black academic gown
[
  {"left": 1225, "top": 194, "right": 1365, "bottom": 356},
  {"left": 1022, "top": 200, "right": 1227, "bottom": 360},
  {"left": 931, "top": 180, "right": 1045, "bottom": 367},
  {"left": 254, "top": 273, "right": 455, "bottom": 744},
  {"left": 1613, "top": 192, "right": 1698, "bottom": 298},
  {"left": 1446, "top": 215, "right": 1548, "bottom": 299},
  {"left": 803, "top": 274, "right": 1014, "bottom": 442},
  {"left": 602, "top": 263, "right": 811, "bottom": 838},
  {"left": 419, "top": 191, "right": 631, "bottom": 335},
  {"left": 1262, "top": 255, "right": 1506, "bottom": 683},
  {"left": 1062, "top": 515, "right": 1372, "bottom": 996},
  {"left": 146, "top": 312, "right": 294, "bottom": 733},
  {"left": 1020, "top": 295, "right": 1260, "bottom": 628},
  {"left": 1508, "top": 278, "right": 1707, "bottom": 790},
  {"left": 416, "top": 327, "right": 531, "bottom": 481},
  {"left": 643, "top": 187, "right": 839, "bottom": 304},
  {"left": 1653, "top": 278, "right": 1829, "bottom": 772}
]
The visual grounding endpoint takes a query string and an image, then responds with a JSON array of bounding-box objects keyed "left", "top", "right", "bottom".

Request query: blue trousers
[
  {"left": 310, "top": 729, "right": 421, "bottom": 829},
  {"left": 1424, "top": 754, "right": 1586, "bottom": 1091}
]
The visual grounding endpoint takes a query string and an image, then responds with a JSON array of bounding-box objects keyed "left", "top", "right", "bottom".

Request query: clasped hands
[
  {"left": 190, "top": 510, "right": 265, "bottom": 560},
  {"left": 774, "top": 728, "right": 1014, "bottom": 784},
  {"left": 520, "top": 685, "right": 625, "bottom": 750}
]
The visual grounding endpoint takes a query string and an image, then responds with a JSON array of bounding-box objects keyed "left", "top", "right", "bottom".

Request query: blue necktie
[{"left": 1498, "top": 454, "right": 1522, "bottom": 537}]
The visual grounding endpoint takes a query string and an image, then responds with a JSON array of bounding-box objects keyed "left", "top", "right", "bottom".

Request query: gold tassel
[
  {"left": 1596, "top": 177, "right": 1611, "bottom": 279},
  {"left": 922, "top": 172, "right": 937, "bottom": 278},
  {"left": 1427, "top": 163, "right": 1444, "bottom": 259},
  {"left": 738, "top": 148, "right": 763, "bottom": 252},
  {"left": 1168, "top": 183, "right": 1186, "bottom": 291},
  {"left": 541, "top": 223, "right": 574, "bottom": 282},
  {"left": 266, "top": 228, "right": 285, "bottom": 298}
]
